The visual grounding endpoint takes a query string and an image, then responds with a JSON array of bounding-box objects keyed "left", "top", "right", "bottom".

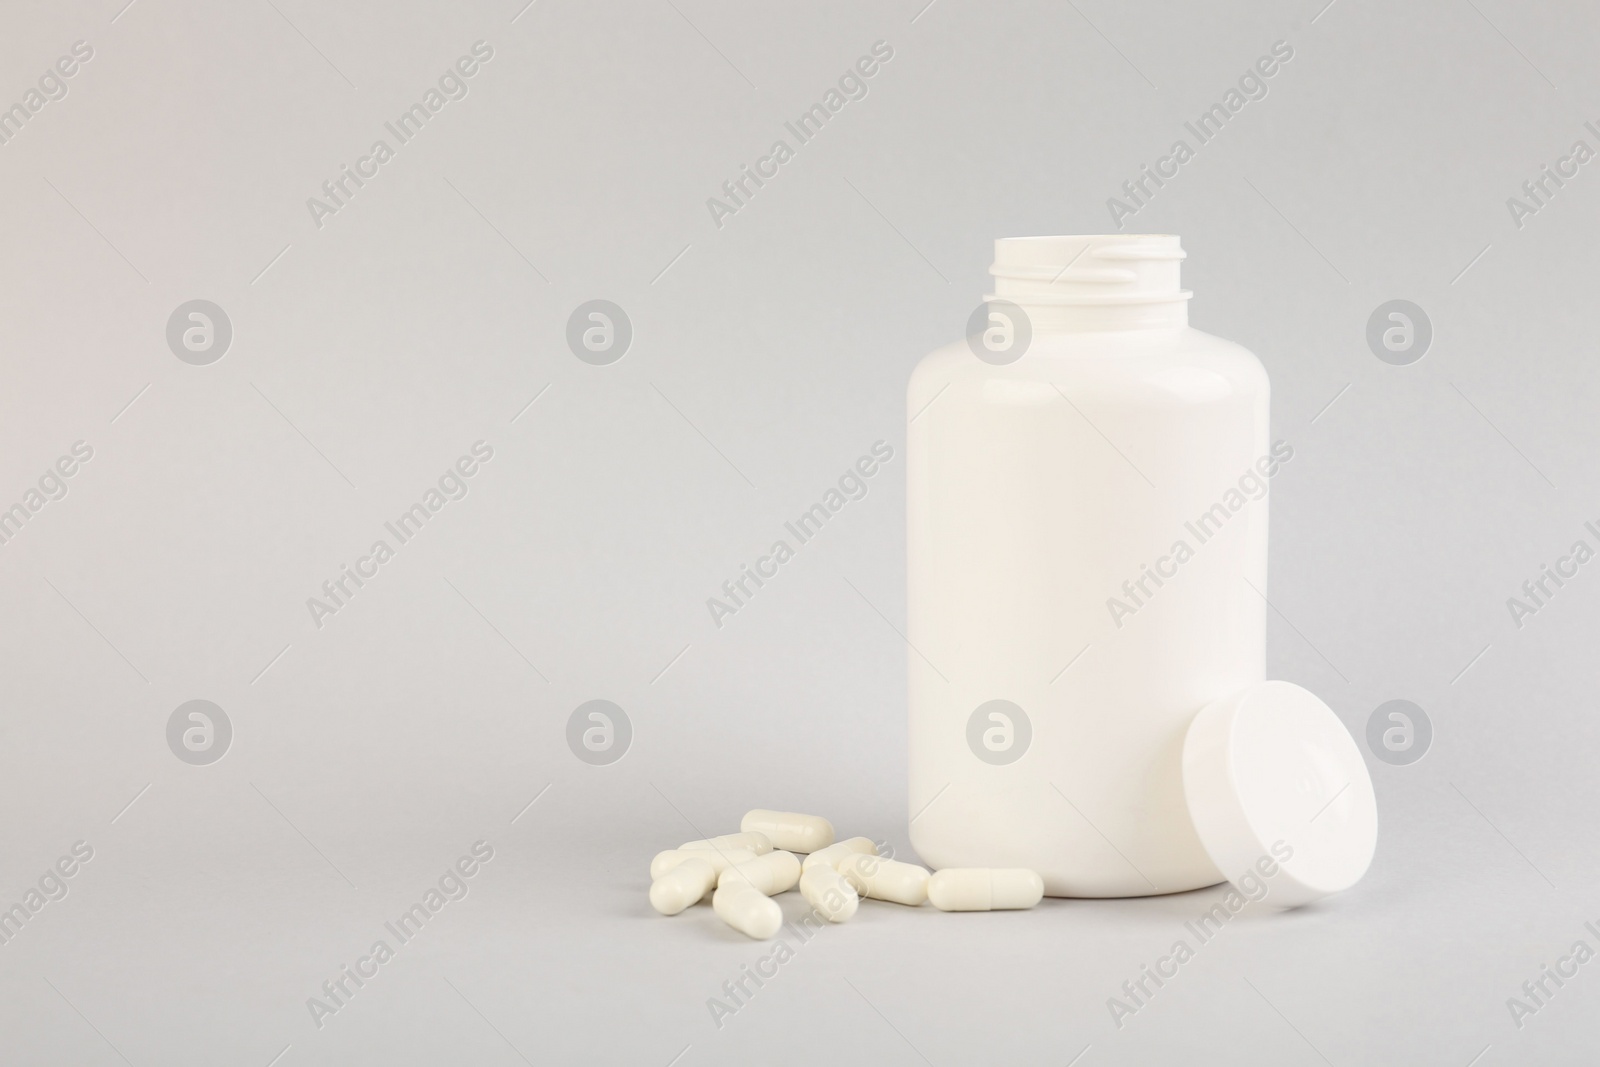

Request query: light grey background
[{"left": 0, "top": 0, "right": 1595, "bottom": 1063}]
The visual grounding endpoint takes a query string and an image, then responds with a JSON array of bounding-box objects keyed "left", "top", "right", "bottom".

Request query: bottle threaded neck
[{"left": 988, "top": 234, "right": 1191, "bottom": 329}]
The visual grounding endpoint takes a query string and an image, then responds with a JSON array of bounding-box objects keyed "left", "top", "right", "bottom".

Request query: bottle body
[{"left": 906, "top": 236, "right": 1271, "bottom": 897}]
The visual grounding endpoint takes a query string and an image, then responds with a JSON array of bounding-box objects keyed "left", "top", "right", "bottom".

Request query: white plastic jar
[{"left": 907, "top": 235, "right": 1275, "bottom": 897}]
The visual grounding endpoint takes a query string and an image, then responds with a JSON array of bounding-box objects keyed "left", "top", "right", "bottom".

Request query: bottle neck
[{"left": 988, "top": 234, "right": 1191, "bottom": 333}]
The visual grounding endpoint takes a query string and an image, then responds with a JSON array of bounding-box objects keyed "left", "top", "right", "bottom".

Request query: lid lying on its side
[{"left": 1182, "top": 681, "right": 1378, "bottom": 908}]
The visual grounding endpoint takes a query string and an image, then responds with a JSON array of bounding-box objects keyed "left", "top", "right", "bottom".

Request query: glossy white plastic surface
[
  {"left": 740, "top": 810, "right": 836, "bottom": 854},
  {"left": 927, "top": 868, "right": 1045, "bottom": 911},
  {"left": 799, "top": 864, "right": 859, "bottom": 922},
  {"left": 838, "top": 854, "right": 929, "bottom": 906},
  {"left": 1183, "top": 680, "right": 1378, "bottom": 907},
  {"left": 908, "top": 235, "right": 1270, "bottom": 897},
  {"left": 712, "top": 882, "right": 783, "bottom": 939},
  {"left": 801, "top": 837, "right": 877, "bottom": 871}
]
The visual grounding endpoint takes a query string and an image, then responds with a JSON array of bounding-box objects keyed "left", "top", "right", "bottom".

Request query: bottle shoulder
[{"left": 908, "top": 326, "right": 1268, "bottom": 408}]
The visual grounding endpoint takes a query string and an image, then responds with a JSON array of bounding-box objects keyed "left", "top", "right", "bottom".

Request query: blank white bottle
[{"left": 907, "top": 235, "right": 1274, "bottom": 897}]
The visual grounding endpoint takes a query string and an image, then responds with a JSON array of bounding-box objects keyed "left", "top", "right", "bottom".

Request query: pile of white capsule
[{"left": 650, "top": 809, "right": 1045, "bottom": 939}]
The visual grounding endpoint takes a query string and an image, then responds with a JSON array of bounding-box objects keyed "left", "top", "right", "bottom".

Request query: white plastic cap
[{"left": 1182, "top": 681, "right": 1378, "bottom": 908}]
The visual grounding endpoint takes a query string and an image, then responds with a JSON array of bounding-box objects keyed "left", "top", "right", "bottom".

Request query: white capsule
[
  {"left": 927, "top": 868, "right": 1045, "bottom": 912},
  {"left": 838, "top": 853, "right": 930, "bottom": 906},
  {"left": 800, "top": 837, "right": 879, "bottom": 871},
  {"left": 679, "top": 832, "right": 773, "bottom": 855},
  {"left": 718, "top": 850, "right": 801, "bottom": 896},
  {"left": 649, "top": 858, "right": 716, "bottom": 916},
  {"left": 713, "top": 881, "right": 783, "bottom": 939},
  {"left": 740, "top": 809, "right": 836, "bottom": 854},
  {"left": 799, "top": 863, "right": 859, "bottom": 922},
  {"left": 650, "top": 847, "right": 757, "bottom": 882}
]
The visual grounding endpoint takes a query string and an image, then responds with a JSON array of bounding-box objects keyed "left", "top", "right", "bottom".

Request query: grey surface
[{"left": 0, "top": 0, "right": 1595, "bottom": 1064}]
